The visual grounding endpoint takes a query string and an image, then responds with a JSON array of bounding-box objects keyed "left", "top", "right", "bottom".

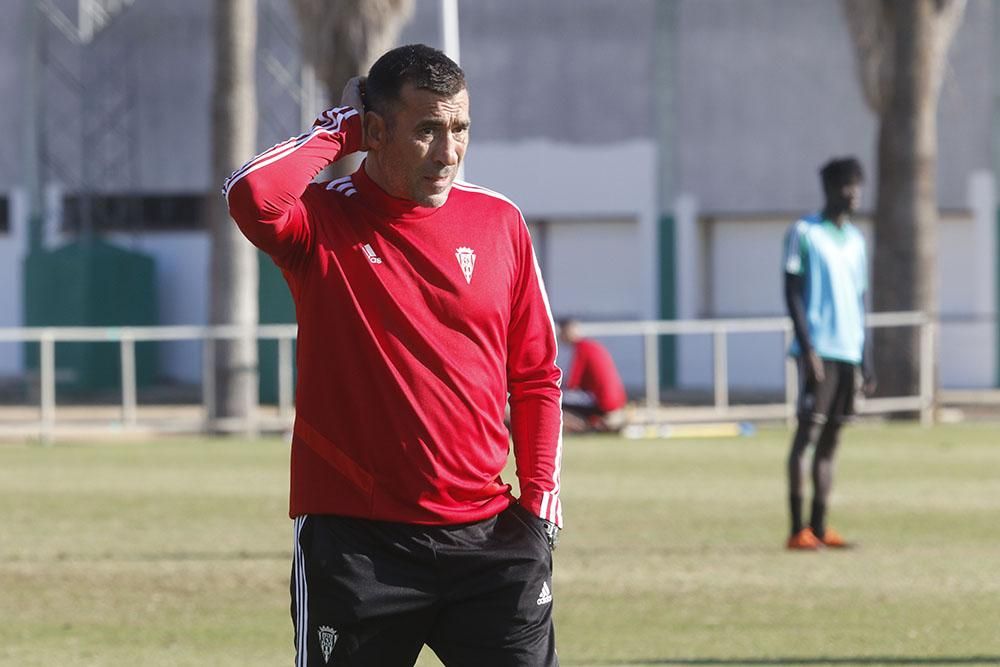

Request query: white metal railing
[
  {"left": 0, "top": 311, "right": 938, "bottom": 441},
  {"left": 576, "top": 311, "right": 935, "bottom": 426},
  {"left": 0, "top": 324, "right": 297, "bottom": 442}
]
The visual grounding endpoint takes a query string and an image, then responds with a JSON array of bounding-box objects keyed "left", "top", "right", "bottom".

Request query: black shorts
[
  {"left": 290, "top": 504, "right": 557, "bottom": 666},
  {"left": 797, "top": 357, "right": 859, "bottom": 424},
  {"left": 561, "top": 389, "right": 603, "bottom": 418}
]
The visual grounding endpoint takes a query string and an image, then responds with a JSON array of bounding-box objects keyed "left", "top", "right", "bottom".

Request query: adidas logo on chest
[{"left": 357, "top": 242, "right": 482, "bottom": 287}]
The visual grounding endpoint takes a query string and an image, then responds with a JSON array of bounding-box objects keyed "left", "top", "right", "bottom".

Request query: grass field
[{"left": 2, "top": 423, "right": 999, "bottom": 666}]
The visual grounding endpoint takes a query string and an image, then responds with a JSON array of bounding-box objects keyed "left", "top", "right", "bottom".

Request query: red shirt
[
  {"left": 566, "top": 339, "right": 626, "bottom": 413},
  {"left": 224, "top": 107, "right": 563, "bottom": 527}
]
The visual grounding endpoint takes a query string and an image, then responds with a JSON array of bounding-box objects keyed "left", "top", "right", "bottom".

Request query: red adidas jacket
[{"left": 224, "top": 107, "right": 563, "bottom": 527}]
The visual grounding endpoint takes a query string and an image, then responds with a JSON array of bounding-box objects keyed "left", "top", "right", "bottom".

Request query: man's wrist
[
  {"left": 515, "top": 496, "right": 561, "bottom": 549},
  {"left": 540, "top": 518, "right": 560, "bottom": 550}
]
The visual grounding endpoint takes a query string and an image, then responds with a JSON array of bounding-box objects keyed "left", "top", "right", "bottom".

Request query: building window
[{"left": 62, "top": 194, "right": 206, "bottom": 232}]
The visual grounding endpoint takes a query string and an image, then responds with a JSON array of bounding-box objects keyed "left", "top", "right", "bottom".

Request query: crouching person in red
[{"left": 558, "top": 318, "right": 627, "bottom": 433}]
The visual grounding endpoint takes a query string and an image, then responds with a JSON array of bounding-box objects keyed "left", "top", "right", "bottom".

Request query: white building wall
[
  {"left": 678, "top": 175, "right": 997, "bottom": 391},
  {"left": 9, "top": 178, "right": 995, "bottom": 393},
  {"left": 465, "top": 139, "right": 659, "bottom": 390},
  {"left": 92, "top": 139, "right": 662, "bottom": 386},
  {"left": 936, "top": 172, "right": 997, "bottom": 388}
]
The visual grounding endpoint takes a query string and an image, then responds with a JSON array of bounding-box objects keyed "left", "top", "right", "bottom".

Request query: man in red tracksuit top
[{"left": 224, "top": 44, "right": 562, "bottom": 666}]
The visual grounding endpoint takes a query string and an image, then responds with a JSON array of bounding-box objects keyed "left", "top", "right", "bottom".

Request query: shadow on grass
[
  {"left": 1, "top": 550, "right": 290, "bottom": 563},
  {"left": 577, "top": 658, "right": 1000, "bottom": 666}
]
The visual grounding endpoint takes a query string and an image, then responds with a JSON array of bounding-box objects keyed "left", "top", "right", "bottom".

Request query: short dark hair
[
  {"left": 366, "top": 44, "right": 466, "bottom": 118},
  {"left": 820, "top": 157, "right": 864, "bottom": 191},
  {"left": 556, "top": 317, "right": 577, "bottom": 331}
]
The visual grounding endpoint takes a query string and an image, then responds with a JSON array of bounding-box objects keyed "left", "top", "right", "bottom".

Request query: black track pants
[{"left": 290, "top": 504, "right": 558, "bottom": 666}]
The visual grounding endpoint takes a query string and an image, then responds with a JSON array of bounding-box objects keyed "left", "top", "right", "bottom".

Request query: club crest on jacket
[{"left": 456, "top": 247, "right": 476, "bottom": 284}]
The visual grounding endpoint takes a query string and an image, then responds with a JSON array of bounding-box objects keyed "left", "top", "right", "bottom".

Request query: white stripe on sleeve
[{"left": 221, "top": 107, "right": 358, "bottom": 201}]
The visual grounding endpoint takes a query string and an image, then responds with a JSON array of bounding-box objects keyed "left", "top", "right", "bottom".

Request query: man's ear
[{"left": 365, "top": 111, "right": 386, "bottom": 150}]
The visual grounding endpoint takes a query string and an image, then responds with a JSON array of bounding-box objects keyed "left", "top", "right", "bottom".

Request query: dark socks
[
  {"left": 788, "top": 419, "right": 824, "bottom": 536},
  {"left": 790, "top": 494, "right": 805, "bottom": 535},
  {"left": 810, "top": 498, "right": 827, "bottom": 538},
  {"left": 810, "top": 421, "right": 841, "bottom": 539}
]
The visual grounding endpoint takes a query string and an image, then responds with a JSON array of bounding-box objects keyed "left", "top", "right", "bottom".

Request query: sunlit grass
[{"left": 1, "top": 423, "right": 998, "bottom": 666}]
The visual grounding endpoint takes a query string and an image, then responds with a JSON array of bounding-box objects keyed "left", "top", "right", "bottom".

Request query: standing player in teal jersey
[{"left": 783, "top": 157, "right": 876, "bottom": 550}]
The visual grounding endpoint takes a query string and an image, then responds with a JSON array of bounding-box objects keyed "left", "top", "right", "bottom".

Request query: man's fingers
[
  {"left": 807, "top": 353, "right": 824, "bottom": 384},
  {"left": 335, "top": 76, "right": 369, "bottom": 151},
  {"left": 812, "top": 363, "right": 825, "bottom": 384},
  {"left": 340, "top": 76, "right": 366, "bottom": 112}
]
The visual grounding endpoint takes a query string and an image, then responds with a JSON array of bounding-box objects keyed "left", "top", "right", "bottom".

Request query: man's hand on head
[
  {"left": 340, "top": 76, "right": 369, "bottom": 151},
  {"left": 340, "top": 75, "right": 366, "bottom": 114}
]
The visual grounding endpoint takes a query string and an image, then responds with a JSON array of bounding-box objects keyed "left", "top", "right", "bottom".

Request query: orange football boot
[
  {"left": 816, "top": 527, "right": 850, "bottom": 548},
  {"left": 786, "top": 527, "right": 823, "bottom": 550}
]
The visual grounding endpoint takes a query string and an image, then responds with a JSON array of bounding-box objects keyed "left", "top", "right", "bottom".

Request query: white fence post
[
  {"left": 243, "top": 326, "right": 259, "bottom": 439},
  {"left": 202, "top": 337, "right": 216, "bottom": 427},
  {"left": 644, "top": 328, "right": 660, "bottom": 413},
  {"left": 278, "top": 335, "right": 294, "bottom": 421},
  {"left": 920, "top": 318, "right": 936, "bottom": 426},
  {"left": 120, "top": 331, "right": 137, "bottom": 428},
  {"left": 39, "top": 331, "right": 55, "bottom": 444},
  {"left": 713, "top": 328, "right": 728, "bottom": 410}
]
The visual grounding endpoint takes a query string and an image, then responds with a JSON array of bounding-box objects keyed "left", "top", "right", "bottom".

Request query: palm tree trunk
[
  {"left": 291, "top": 0, "right": 413, "bottom": 178},
  {"left": 872, "top": 0, "right": 940, "bottom": 402},
  {"left": 209, "top": 0, "right": 258, "bottom": 433}
]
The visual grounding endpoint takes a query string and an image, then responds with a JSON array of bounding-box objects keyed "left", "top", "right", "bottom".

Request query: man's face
[
  {"left": 828, "top": 180, "right": 863, "bottom": 214},
  {"left": 368, "top": 83, "right": 470, "bottom": 208},
  {"left": 559, "top": 322, "right": 580, "bottom": 344}
]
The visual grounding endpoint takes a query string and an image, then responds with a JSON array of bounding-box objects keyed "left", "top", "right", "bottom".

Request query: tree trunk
[
  {"left": 291, "top": 0, "right": 413, "bottom": 96},
  {"left": 842, "top": 0, "right": 966, "bottom": 410},
  {"left": 872, "top": 0, "right": 940, "bottom": 402},
  {"left": 291, "top": 0, "right": 413, "bottom": 177},
  {"left": 209, "top": 0, "right": 258, "bottom": 434}
]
